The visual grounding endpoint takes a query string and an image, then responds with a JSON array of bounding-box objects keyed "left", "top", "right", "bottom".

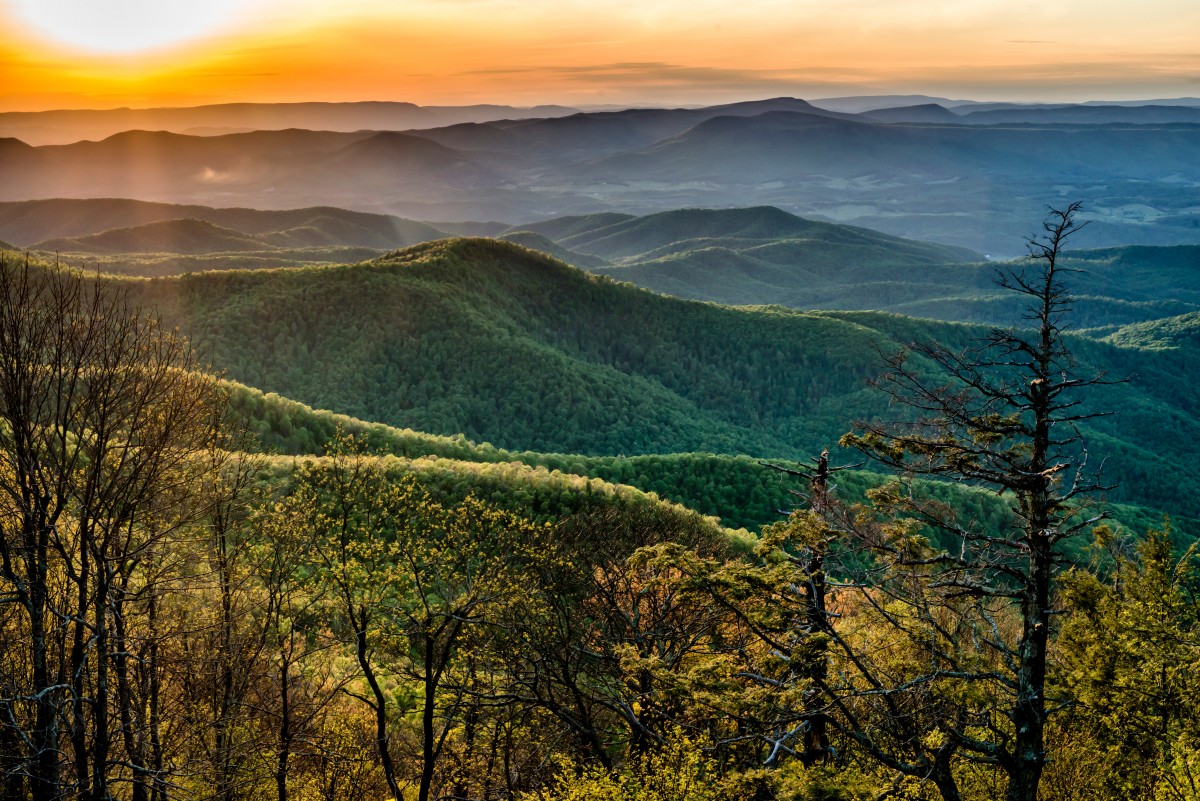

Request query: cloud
[
  {"left": 198, "top": 166, "right": 240, "bottom": 184},
  {"left": 461, "top": 61, "right": 874, "bottom": 90}
]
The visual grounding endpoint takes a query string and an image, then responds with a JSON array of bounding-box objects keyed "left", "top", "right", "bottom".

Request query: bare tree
[{"left": 0, "top": 257, "right": 226, "bottom": 800}]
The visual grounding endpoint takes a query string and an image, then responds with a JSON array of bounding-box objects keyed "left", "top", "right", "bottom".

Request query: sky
[{"left": 0, "top": 0, "right": 1197, "bottom": 111}]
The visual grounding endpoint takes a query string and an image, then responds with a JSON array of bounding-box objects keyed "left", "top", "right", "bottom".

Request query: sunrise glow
[
  {"left": 0, "top": 0, "right": 1197, "bottom": 110},
  {"left": 8, "top": 0, "right": 246, "bottom": 54}
]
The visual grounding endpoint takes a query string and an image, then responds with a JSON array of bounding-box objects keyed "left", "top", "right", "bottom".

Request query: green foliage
[
  {"left": 226, "top": 379, "right": 1200, "bottom": 543},
  {"left": 1056, "top": 526, "right": 1200, "bottom": 800},
  {"left": 527, "top": 735, "right": 733, "bottom": 801},
  {"left": 527, "top": 733, "right": 879, "bottom": 801}
]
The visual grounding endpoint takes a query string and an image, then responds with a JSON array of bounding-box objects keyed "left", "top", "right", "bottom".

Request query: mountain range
[
  {"left": 4, "top": 98, "right": 1199, "bottom": 254},
  {"left": 10, "top": 199, "right": 1197, "bottom": 331},
  {"left": 0, "top": 101, "right": 581, "bottom": 146},
  {"left": 104, "top": 236, "right": 1200, "bottom": 524}
]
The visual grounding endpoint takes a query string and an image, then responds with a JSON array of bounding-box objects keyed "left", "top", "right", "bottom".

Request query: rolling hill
[
  {"left": 1104, "top": 312, "right": 1200, "bottom": 351},
  {"left": 225, "top": 378, "right": 1193, "bottom": 538},
  {"left": 10, "top": 198, "right": 1196, "bottom": 330},
  {"left": 0, "top": 198, "right": 448, "bottom": 249},
  {"left": 1, "top": 198, "right": 458, "bottom": 274},
  {"left": 34, "top": 218, "right": 269, "bottom": 255},
  {"left": 117, "top": 237, "right": 1200, "bottom": 521},
  {"left": 511, "top": 206, "right": 979, "bottom": 264},
  {"left": 500, "top": 207, "right": 1200, "bottom": 328},
  {"left": 510, "top": 205, "right": 986, "bottom": 311}
]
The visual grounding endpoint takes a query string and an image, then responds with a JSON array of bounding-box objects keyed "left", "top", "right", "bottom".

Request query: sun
[{"left": 7, "top": 0, "right": 245, "bottom": 54}]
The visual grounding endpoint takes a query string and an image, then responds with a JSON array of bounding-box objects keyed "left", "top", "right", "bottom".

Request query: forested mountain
[
  {"left": 2, "top": 86, "right": 1198, "bottom": 800},
  {"left": 226, "top": 377, "right": 1194, "bottom": 538},
  {"left": 34, "top": 218, "right": 269, "bottom": 254},
  {"left": 1103, "top": 311, "right": 1200, "bottom": 350},
  {"left": 0, "top": 198, "right": 457, "bottom": 274},
  {"left": 501, "top": 208, "right": 1200, "bottom": 327},
  {"left": 508, "top": 205, "right": 978, "bottom": 263},
  {"left": 116, "top": 237, "right": 1200, "bottom": 520},
  {"left": 12, "top": 199, "right": 1198, "bottom": 330},
  {"left": 0, "top": 197, "right": 447, "bottom": 247}
]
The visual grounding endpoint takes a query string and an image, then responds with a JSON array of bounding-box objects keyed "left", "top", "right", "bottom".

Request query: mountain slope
[
  {"left": 501, "top": 209, "right": 1200, "bottom": 328},
  {"left": 0, "top": 198, "right": 448, "bottom": 249},
  {"left": 1104, "top": 312, "right": 1200, "bottom": 350},
  {"left": 122, "top": 237, "right": 1200, "bottom": 519},
  {"left": 33, "top": 218, "right": 268, "bottom": 254},
  {"left": 520, "top": 206, "right": 979, "bottom": 263},
  {"left": 499, "top": 231, "right": 611, "bottom": 269},
  {"left": 227, "top": 379, "right": 1194, "bottom": 538}
]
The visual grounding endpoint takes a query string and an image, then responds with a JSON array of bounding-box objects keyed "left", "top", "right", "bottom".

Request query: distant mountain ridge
[
  {"left": 3, "top": 98, "right": 1199, "bottom": 252},
  {"left": 0, "top": 198, "right": 446, "bottom": 248},
  {"left": 0, "top": 101, "right": 582, "bottom": 146},
  {"left": 513, "top": 206, "right": 978, "bottom": 263},
  {"left": 858, "top": 102, "right": 1200, "bottom": 125},
  {"left": 34, "top": 218, "right": 266, "bottom": 254}
]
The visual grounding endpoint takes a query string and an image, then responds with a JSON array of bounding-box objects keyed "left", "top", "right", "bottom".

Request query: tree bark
[{"left": 355, "top": 613, "right": 403, "bottom": 801}]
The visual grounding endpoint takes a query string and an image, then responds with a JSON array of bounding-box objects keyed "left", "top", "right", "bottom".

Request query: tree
[
  {"left": 280, "top": 434, "right": 558, "bottom": 801},
  {"left": 0, "top": 257, "right": 226, "bottom": 800},
  {"left": 840, "top": 203, "right": 1112, "bottom": 801},
  {"left": 1056, "top": 524, "right": 1200, "bottom": 800},
  {"left": 497, "top": 503, "right": 735, "bottom": 775}
]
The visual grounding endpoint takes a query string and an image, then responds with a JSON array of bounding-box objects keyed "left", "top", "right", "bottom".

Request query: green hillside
[
  {"left": 33, "top": 217, "right": 268, "bottom": 254},
  {"left": 125, "top": 237, "right": 1200, "bottom": 520},
  {"left": 521, "top": 206, "right": 979, "bottom": 262},
  {"left": 502, "top": 210, "right": 1200, "bottom": 328},
  {"left": 230, "top": 378, "right": 1196, "bottom": 539},
  {"left": 135, "top": 238, "right": 891, "bottom": 456},
  {"left": 0, "top": 197, "right": 448, "bottom": 248},
  {"left": 499, "top": 230, "right": 612, "bottom": 269},
  {"left": 1104, "top": 311, "right": 1200, "bottom": 350}
]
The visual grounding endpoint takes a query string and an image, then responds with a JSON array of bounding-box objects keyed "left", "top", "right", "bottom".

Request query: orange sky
[{"left": 1, "top": 0, "right": 1198, "bottom": 111}]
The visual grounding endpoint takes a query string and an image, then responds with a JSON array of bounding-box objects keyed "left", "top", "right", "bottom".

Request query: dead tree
[{"left": 841, "top": 203, "right": 1116, "bottom": 801}]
